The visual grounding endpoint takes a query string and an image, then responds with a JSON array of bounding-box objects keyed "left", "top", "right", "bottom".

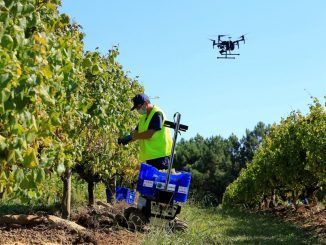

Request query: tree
[
  {"left": 73, "top": 49, "right": 142, "bottom": 206},
  {"left": 0, "top": 0, "right": 143, "bottom": 218},
  {"left": 239, "top": 122, "right": 270, "bottom": 169}
]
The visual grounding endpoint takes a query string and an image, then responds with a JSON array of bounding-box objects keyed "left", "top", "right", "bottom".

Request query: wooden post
[{"left": 62, "top": 168, "right": 72, "bottom": 220}]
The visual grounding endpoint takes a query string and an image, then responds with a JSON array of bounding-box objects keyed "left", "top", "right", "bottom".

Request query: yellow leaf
[
  {"left": 43, "top": 137, "right": 52, "bottom": 147},
  {"left": 0, "top": 135, "right": 5, "bottom": 142},
  {"left": 40, "top": 66, "right": 52, "bottom": 79},
  {"left": 23, "top": 147, "right": 39, "bottom": 168},
  {"left": 33, "top": 32, "right": 47, "bottom": 45},
  {"left": 16, "top": 64, "right": 22, "bottom": 76},
  {"left": 40, "top": 46, "right": 46, "bottom": 55}
]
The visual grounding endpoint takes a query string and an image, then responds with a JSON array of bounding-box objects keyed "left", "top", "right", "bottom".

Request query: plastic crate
[
  {"left": 136, "top": 163, "right": 191, "bottom": 202},
  {"left": 115, "top": 186, "right": 135, "bottom": 204}
]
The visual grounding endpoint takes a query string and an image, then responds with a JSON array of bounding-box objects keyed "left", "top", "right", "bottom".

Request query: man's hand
[{"left": 117, "top": 134, "right": 133, "bottom": 145}]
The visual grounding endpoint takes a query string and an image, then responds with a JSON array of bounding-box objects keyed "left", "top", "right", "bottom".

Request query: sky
[{"left": 60, "top": 1, "right": 326, "bottom": 140}]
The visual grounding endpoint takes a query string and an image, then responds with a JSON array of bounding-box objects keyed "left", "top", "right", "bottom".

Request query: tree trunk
[
  {"left": 104, "top": 177, "right": 116, "bottom": 204},
  {"left": 306, "top": 186, "right": 319, "bottom": 207},
  {"left": 109, "top": 177, "right": 117, "bottom": 203},
  {"left": 269, "top": 189, "right": 276, "bottom": 208},
  {"left": 88, "top": 181, "right": 94, "bottom": 206},
  {"left": 292, "top": 190, "right": 300, "bottom": 208},
  {"left": 62, "top": 168, "right": 72, "bottom": 220}
]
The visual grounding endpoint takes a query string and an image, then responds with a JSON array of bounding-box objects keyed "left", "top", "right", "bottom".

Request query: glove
[{"left": 118, "top": 134, "right": 133, "bottom": 145}]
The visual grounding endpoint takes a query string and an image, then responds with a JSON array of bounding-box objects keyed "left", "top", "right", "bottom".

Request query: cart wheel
[
  {"left": 168, "top": 217, "right": 188, "bottom": 232},
  {"left": 124, "top": 207, "right": 149, "bottom": 232},
  {"left": 114, "top": 213, "right": 128, "bottom": 227},
  {"left": 128, "top": 209, "right": 149, "bottom": 231},
  {"left": 124, "top": 207, "right": 138, "bottom": 220}
]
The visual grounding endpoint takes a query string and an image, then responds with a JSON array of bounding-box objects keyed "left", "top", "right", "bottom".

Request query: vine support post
[{"left": 62, "top": 168, "right": 72, "bottom": 220}]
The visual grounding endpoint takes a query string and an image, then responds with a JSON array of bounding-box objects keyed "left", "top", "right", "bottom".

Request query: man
[
  {"left": 118, "top": 94, "right": 187, "bottom": 229},
  {"left": 126, "top": 93, "right": 173, "bottom": 170}
]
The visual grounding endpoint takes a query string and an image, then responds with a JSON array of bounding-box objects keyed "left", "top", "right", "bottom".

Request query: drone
[{"left": 209, "top": 34, "right": 246, "bottom": 59}]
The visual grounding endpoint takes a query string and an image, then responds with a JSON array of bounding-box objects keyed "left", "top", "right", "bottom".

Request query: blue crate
[
  {"left": 115, "top": 186, "right": 135, "bottom": 204},
  {"left": 136, "top": 163, "right": 191, "bottom": 202}
]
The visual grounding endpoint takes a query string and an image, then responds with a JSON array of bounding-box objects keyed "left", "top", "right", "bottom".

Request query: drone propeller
[
  {"left": 218, "top": 34, "right": 229, "bottom": 40},
  {"left": 238, "top": 33, "right": 248, "bottom": 43},
  {"left": 209, "top": 34, "right": 230, "bottom": 42},
  {"left": 208, "top": 39, "right": 217, "bottom": 49},
  {"left": 238, "top": 33, "right": 248, "bottom": 38}
]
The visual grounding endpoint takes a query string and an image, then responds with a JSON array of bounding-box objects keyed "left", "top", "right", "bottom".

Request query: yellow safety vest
[{"left": 138, "top": 106, "right": 173, "bottom": 162}]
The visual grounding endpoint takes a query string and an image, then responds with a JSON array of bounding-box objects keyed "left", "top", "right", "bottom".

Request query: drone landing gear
[
  {"left": 217, "top": 54, "right": 240, "bottom": 59},
  {"left": 217, "top": 56, "right": 235, "bottom": 59}
]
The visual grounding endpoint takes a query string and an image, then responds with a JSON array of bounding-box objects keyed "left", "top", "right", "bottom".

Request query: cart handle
[{"left": 164, "top": 112, "right": 188, "bottom": 191}]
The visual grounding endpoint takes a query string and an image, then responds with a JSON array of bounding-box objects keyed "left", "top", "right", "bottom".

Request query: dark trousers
[{"left": 146, "top": 156, "right": 170, "bottom": 170}]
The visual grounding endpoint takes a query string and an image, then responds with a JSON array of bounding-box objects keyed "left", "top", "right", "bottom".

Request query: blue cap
[{"left": 131, "top": 93, "right": 150, "bottom": 110}]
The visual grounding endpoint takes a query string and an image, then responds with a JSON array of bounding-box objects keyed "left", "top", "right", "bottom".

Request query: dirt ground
[
  {"left": 260, "top": 204, "right": 326, "bottom": 242},
  {"left": 0, "top": 225, "right": 140, "bottom": 245},
  {"left": 0, "top": 202, "right": 143, "bottom": 245},
  {"left": 0, "top": 202, "right": 324, "bottom": 244}
]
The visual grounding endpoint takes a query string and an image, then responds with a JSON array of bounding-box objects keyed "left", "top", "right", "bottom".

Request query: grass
[
  {"left": 0, "top": 202, "right": 60, "bottom": 216},
  {"left": 142, "top": 204, "right": 320, "bottom": 245},
  {"left": 0, "top": 175, "right": 109, "bottom": 216}
]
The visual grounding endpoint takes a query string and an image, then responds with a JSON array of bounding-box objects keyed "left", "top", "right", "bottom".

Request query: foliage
[
  {"left": 0, "top": 0, "right": 142, "bottom": 205},
  {"left": 0, "top": 0, "right": 86, "bottom": 201},
  {"left": 73, "top": 48, "right": 142, "bottom": 204},
  {"left": 223, "top": 98, "right": 326, "bottom": 207},
  {"left": 74, "top": 49, "right": 141, "bottom": 186}
]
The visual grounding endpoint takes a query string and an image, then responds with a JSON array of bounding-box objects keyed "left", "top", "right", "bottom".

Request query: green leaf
[
  {"left": 50, "top": 113, "right": 61, "bottom": 126},
  {"left": 0, "top": 73, "right": 12, "bottom": 89},
  {"left": 4, "top": 0, "right": 14, "bottom": 8},
  {"left": 14, "top": 168, "right": 24, "bottom": 183},
  {"left": 38, "top": 85, "right": 55, "bottom": 106},
  {"left": 13, "top": 2, "right": 23, "bottom": 15},
  {"left": 17, "top": 137, "right": 27, "bottom": 149},
  {"left": 11, "top": 123, "right": 24, "bottom": 134},
  {"left": 35, "top": 168, "right": 45, "bottom": 183},
  {"left": 82, "top": 58, "right": 92, "bottom": 68},
  {"left": 27, "top": 190, "right": 36, "bottom": 199},
  {"left": 22, "top": 3, "right": 34, "bottom": 15},
  {"left": 57, "top": 163, "right": 65, "bottom": 175},
  {"left": 0, "top": 171, "right": 8, "bottom": 181},
  {"left": 60, "top": 13, "right": 70, "bottom": 24},
  {"left": 92, "top": 64, "right": 102, "bottom": 75},
  {"left": 7, "top": 150, "right": 16, "bottom": 163},
  {"left": 1, "top": 88, "right": 11, "bottom": 103},
  {"left": 0, "top": 134, "right": 6, "bottom": 151},
  {"left": 1, "top": 34, "right": 14, "bottom": 49},
  {"left": 28, "top": 12, "right": 40, "bottom": 27}
]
